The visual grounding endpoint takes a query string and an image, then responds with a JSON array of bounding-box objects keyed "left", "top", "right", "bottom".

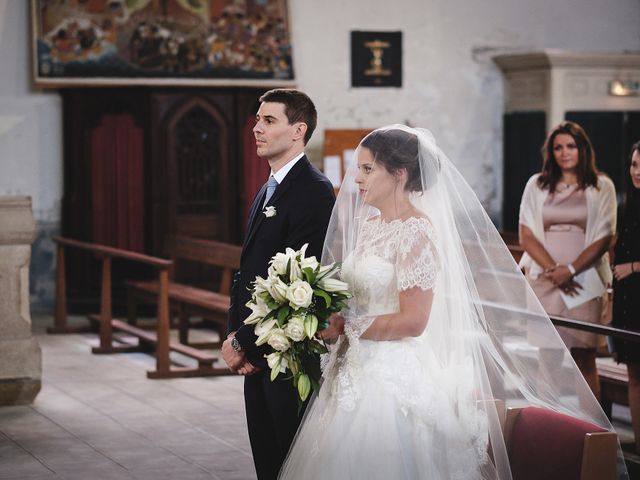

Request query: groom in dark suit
[{"left": 222, "top": 89, "right": 337, "bottom": 480}]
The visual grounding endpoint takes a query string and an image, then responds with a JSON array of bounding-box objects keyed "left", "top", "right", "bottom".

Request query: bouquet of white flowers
[{"left": 244, "top": 243, "right": 351, "bottom": 402}]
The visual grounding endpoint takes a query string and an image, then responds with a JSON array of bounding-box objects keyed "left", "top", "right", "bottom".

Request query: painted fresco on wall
[{"left": 31, "top": 0, "right": 294, "bottom": 87}]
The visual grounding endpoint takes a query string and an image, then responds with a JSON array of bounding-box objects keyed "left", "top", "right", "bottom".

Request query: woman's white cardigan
[{"left": 518, "top": 173, "right": 617, "bottom": 290}]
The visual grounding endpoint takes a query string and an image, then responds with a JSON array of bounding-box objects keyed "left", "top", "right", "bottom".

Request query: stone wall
[{"left": 0, "top": 196, "right": 42, "bottom": 405}]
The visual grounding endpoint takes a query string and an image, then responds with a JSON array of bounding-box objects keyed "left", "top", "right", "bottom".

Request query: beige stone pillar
[{"left": 0, "top": 196, "right": 42, "bottom": 405}]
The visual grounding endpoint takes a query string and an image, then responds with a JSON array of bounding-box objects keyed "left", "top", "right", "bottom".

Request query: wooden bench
[
  {"left": 126, "top": 235, "right": 241, "bottom": 348},
  {"left": 500, "top": 230, "right": 525, "bottom": 264},
  {"left": 52, "top": 236, "right": 220, "bottom": 378},
  {"left": 597, "top": 356, "right": 630, "bottom": 418}
]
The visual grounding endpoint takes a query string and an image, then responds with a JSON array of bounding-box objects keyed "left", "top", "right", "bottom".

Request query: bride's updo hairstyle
[{"left": 361, "top": 129, "right": 423, "bottom": 193}]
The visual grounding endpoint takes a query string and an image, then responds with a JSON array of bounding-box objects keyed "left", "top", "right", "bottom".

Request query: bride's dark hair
[{"left": 361, "top": 129, "right": 423, "bottom": 192}]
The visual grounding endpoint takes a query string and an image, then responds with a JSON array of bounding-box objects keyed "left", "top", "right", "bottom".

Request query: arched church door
[{"left": 162, "top": 97, "right": 233, "bottom": 242}]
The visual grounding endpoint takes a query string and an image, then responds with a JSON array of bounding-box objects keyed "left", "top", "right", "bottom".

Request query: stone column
[{"left": 0, "top": 196, "right": 42, "bottom": 405}]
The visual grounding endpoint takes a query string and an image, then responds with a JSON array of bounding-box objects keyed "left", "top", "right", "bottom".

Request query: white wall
[
  {"left": 2, "top": 0, "right": 639, "bottom": 221},
  {"left": 0, "top": 1, "right": 62, "bottom": 309},
  {"left": 0, "top": 1, "right": 62, "bottom": 223},
  {"left": 0, "top": 0, "right": 638, "bottom": 307},
  {"left": 291, "top": 0, "right": 640, "bottom": 216}
]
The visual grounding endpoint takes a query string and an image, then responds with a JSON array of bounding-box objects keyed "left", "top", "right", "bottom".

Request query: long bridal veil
[{"left": 282, "top": 125, "right": 628, "bottom": 479}]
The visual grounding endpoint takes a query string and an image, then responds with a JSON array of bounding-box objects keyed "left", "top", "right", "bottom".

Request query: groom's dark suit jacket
[
  {"left": 228, "top": 156, "right": 335, "bottom": 479},
  {"left": 228, "top": 156, "right": 335, "bottom": 368}
]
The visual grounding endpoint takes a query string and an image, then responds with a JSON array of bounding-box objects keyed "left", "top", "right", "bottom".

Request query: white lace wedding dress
[{"left": 279, "top": 217, "right": 491, "bottom": 480}]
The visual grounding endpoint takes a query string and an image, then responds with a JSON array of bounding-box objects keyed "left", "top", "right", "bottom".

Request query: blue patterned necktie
[{"left": 262, "top": 175, "right": 278, "bottom": 208}]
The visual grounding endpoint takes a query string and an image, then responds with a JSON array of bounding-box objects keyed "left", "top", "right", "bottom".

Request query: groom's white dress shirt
[{"left": 271, "top": 152, "right": 305, "bottom": 184}]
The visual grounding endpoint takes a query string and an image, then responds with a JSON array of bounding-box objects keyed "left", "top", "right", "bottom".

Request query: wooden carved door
[{"left": 164, "top": 97, "right": 233, "bottom": 242}]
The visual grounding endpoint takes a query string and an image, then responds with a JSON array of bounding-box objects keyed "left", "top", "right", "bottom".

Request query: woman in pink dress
[{"left": 518, "top": 121, "right": 617, "bottom": 400}]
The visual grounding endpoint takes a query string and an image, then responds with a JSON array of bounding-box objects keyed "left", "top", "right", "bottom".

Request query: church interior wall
[{"left": 0, "top": 0, "right": 638, "bottom": 309}]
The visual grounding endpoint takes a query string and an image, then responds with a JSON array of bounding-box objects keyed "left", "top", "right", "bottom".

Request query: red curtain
[
  {"left": 91, "top": 114, "right": 144, "bottom": 252},
  {"left": 242, "top": 115, "right": 270, "bottom": 229}
]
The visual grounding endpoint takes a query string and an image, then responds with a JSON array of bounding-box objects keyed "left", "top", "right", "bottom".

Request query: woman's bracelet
[{"left": 567, "top": 263, "right": 577, "bottom": 277}]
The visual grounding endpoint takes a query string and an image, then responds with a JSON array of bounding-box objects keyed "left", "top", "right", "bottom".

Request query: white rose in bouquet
[
  {"left": 267, "top": 328, "right": 291, "bottom": 352},
  {"left": 286, "top": 279, "right": 314, "bottom": 309},
  {"left": 284, "top": 316, "right": 306, "bottom": 342}
]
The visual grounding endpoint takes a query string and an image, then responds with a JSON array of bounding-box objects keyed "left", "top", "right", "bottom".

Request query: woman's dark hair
[
  {"left": 537, "top": 121, "right": 600, "bottom": 192},
  {"left": 622, "top": 140, "right": 640, "bottom": 222},
  {"left": 360, "top": 129, "right": 423, "bottom": 192},
  {"left": 259, "top": 89, "right": 317, "bottom": 145}
]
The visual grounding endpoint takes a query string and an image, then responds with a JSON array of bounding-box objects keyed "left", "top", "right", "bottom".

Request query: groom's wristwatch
[{"left": 231, "top": 337, "right": 242, "bottom": 352}]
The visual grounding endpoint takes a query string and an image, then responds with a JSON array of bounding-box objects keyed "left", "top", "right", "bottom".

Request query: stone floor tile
[
  {"left": 4, "top": 314, "right": 632, "bottom": 480},
  {"left": 1, "top": 315, "right": 254, "bottom": 479}
]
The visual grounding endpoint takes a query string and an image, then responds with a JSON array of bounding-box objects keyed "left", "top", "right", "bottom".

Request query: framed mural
[{"left": 31, "top": 0, "right": 295, "bottom": 88}]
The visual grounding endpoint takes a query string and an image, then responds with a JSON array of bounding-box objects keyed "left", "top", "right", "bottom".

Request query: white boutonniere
[{"left": 263, "top": 206, "right": 277, "bottom": 218}]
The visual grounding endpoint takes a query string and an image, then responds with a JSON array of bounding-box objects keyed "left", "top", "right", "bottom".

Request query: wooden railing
[
  {"left": 501, "top": 231, "right": 636, "bottom": 428},
  {"left": 51, "top": 236, "right": 222, "bottom": 378},
  {"left": 53, "top": 234, "right": 639, "bottom": 382},
  {"left": 548, "top": 314, "right": 640, "bottom": 343}
]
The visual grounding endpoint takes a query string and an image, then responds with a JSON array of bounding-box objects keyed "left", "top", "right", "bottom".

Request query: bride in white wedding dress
[{"left": 278, "top": 125, "right": 627, "bottom": 479}]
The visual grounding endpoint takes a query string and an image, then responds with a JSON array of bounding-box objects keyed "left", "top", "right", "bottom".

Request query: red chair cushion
[{"left": 509, "top": 406, "right": 606, "bottom": 480}]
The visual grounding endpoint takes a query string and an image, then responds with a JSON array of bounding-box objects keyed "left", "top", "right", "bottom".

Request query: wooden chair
[{"left": 504, "top": 406, "right": 618, "bottom": 480}]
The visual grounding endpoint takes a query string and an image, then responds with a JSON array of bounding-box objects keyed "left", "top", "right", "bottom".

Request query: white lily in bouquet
[{"left": 244, "top": 244, "right": 351, "bottom": 403}]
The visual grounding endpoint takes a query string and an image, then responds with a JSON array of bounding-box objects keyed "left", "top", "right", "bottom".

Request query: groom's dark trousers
[{"left": 228, "top": 156, "right": 335, "bottom": 480}]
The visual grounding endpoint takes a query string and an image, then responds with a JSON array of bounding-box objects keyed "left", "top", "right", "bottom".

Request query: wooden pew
[
  {"left": 52, "top": 236, "right": 239, "bottom": 378},
  {"left": 500, "top": 230, "right": 525, "bottom": 264},
  {"left": 126, "top": 235, "right": 242, "bottom": 349},
  {"left": 499, "top": 232, "right": 632, "bottom": 420},
  {"left": 547, "top": 316, "right": 638, "bottom": 421},
  {"left": 504, "top": 406, "right": 617, "bottom": 480},
  {"left": 596, "top": 356, "right": 630, "bottom": 418}
]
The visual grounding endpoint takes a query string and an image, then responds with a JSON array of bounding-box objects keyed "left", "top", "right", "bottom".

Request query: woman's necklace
[{"left": 558, "top": 177, "right": 577, "bottom": 190}]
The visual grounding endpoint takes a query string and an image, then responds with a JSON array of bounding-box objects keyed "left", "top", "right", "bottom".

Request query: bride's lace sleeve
[{"left": 396, "top": 218, "right": 440, "bottom": 291}]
